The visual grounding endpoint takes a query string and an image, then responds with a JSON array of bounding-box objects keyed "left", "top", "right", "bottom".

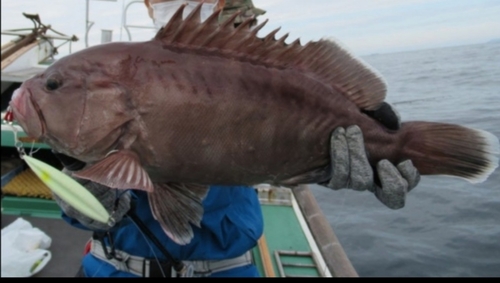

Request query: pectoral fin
[
  {"left": 148, "top": 183, "right": 209, "bottom": 245},
  {"left": 280, "top": 165, "right": 332, "bottom": 186},
  {"left": 73, "top": 150, "right": 154, "bottom": 192}
]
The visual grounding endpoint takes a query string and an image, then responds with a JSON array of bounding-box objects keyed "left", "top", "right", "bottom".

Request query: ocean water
[{"left": 310, "top": 42, "right": 500, "bottom": 277}]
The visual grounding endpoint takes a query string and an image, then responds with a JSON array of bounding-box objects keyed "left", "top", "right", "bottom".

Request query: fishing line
[
  {"left": 3, "top": 107, "right": 28, "bottom": 158},
  {"left": 89, "top": 220, "right": 128, "bottom": 277},
  {"left": 127, "top": 203, "right": 184, "bottom": 271},
  {"left": 12, "top": 125, "right": 25, "bottom": 158},
  {"left": 29, "top": 139, "right": 41, "bottom": 156},
  {"left": 129, "top": 215, "right": 167, "bottom": 277},
  {"left": 6, "top": 120, "right": 41, "bottom": 159},
  {"left": 88, "top": 223, "right": 128, "bottom": 278}
]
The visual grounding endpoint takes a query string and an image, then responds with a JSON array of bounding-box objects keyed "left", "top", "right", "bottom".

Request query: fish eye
[{"left": 45, "top": 78, "right": 61, "bottom": 91}]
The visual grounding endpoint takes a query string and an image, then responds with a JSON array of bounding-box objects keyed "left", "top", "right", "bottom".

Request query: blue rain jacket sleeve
[{"left": 61, "top": 185, "right": 264, "bottom": 277}]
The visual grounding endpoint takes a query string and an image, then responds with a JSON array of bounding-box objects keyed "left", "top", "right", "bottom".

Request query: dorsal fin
[{"left": 154, "top": 3, "right": 387, "bottom": 110}]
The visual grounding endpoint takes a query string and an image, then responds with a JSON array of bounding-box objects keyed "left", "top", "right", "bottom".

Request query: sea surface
[{"left": 310, "top": 42, "right": 500, "bottom": 277}]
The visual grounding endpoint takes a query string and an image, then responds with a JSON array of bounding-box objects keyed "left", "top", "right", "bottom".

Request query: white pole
[
  {"left": 85, "top": 0, "right": 118, "bottom": 47},
  {"left": 85, "top": 0, "right": 89, "bottom": 47}
]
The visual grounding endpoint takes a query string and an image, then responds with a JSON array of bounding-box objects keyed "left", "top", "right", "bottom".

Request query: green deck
[
  {"left": 1, "top": 125, "right": 51, "bottom": 149},
  {"left": 1, "top": 196, "right": 61, "bottom": 219},
  {"left": 252, "top": 204, "right": 321, "bottom": 277}
]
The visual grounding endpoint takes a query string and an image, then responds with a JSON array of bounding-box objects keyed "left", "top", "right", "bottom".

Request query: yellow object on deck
[
  {"left": 2, "top": 169, "right": 53, "bottom": 199},
  {"left": 257, "top": 235, "right": 276, "bottom": 277}
]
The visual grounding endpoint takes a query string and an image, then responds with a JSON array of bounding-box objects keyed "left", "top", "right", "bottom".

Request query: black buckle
[
  {"left": 92, "top": 231, "right": 123, "bottom": 261},
  {"left": 148, "top": 259, "right": 172, "bottom": 277}
]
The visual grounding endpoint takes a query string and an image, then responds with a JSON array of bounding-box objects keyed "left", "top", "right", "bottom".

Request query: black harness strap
[{"left": 126, "top": 201, "right": 186, "bottom": 276}]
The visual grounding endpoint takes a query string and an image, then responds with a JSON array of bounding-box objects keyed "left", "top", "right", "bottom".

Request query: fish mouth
[{"left": 9, "top": 86, "right": 45, "bottom": 139}]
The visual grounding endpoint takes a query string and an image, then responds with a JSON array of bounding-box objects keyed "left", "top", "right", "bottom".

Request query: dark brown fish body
[
  {"left": 9, "top": 5, "right": 499, "bottom": 244},
  {"left": 123, "top": 41, "right": 389, "bottom": 185},
  {"left": 54, "top": 39, "right": 399, "bottom": 186}
]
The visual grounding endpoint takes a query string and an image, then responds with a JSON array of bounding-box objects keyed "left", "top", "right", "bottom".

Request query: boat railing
[
  {"left": 1, "top": 13, "right": 78, "bottom": 65},
  {"left": 122, "top": 0, "right": 156, "bottom": 42}
]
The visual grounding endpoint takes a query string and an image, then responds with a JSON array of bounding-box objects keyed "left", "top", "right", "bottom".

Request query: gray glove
[
  {"left": 52, "top": 152, "right": 131, "bottom": 231},
  {"left": 325, "top": 125, "right": 420, "bottom": 209}
]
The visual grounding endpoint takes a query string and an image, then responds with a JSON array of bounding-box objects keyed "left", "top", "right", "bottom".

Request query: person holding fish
[{"left": 43, "top": 0, "right": 423, "bottom": 278}]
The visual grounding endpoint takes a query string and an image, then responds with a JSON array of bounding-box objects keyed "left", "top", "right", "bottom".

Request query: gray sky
[{"left": 1, "top": 0, "right": 499, "bottom": 57}]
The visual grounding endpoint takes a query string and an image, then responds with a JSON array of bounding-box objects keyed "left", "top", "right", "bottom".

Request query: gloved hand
[
  {"left": 51, "top": 151, "right": 131, "bottom": 230},
  {"left": 323, "top": 102, "right": 420, "bottom": 209}
]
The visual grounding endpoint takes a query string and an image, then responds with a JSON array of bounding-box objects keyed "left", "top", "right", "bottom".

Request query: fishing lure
[{"left": 3, "top": 107, "right": 110, "bottom": 224}]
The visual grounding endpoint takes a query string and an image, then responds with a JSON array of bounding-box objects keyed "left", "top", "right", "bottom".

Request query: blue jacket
[{"left": 62, "top": 185, "right": 264, "bottom": 277}]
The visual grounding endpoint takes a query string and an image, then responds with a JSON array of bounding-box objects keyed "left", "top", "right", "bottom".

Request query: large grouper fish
[{"left": 9, "top": 4, "right": 499, "bottom": 245}]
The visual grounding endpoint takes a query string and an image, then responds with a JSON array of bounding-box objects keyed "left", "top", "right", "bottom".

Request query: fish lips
[{"left": 9, "top": 86, "right": 44, "bottom": 139}]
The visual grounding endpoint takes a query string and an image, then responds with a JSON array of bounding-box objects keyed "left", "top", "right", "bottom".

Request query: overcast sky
[{"left": 1, "top": 0, "right": 499, "bottom": 57}]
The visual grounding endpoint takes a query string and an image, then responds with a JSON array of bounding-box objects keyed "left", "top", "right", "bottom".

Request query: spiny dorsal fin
[{"left": 154, "top": 3, "right": 387, "bottom": 110}]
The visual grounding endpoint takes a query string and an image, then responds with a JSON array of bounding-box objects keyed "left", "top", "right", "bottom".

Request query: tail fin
[{"left": 400, "top": 122, "right": 499, "bottom": 183}]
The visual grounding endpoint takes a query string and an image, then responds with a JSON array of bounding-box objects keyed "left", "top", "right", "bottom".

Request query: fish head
[{"left": 10, "top": 44, "right": 137, "bottom": 162}]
